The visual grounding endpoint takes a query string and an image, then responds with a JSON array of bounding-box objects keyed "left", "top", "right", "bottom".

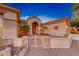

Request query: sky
[{"left": 5, "top": 3, "right": 73, "bottom": 22}]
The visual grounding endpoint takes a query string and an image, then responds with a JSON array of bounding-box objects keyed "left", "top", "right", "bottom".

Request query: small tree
[{"left": 21, "top": 24, "right": 30, "bottom": 36}]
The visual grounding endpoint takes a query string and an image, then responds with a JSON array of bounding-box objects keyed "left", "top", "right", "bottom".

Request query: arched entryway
[
  {"left": 27, "top": 16, "right": 41, "bottom": 35},
  {"left": 32, "top": 22, "right": 38, "bottom": 34}
]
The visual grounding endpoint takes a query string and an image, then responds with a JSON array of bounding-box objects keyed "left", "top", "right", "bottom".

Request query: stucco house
[
  {"left": 0, "top": 4, "right": 72, "bottom": 49},
  {"left": 18, "top": 16, "right": 70, "bottom": 38},
  {"left": 0, "top": 4, "right": 70, "bottom": 39}
]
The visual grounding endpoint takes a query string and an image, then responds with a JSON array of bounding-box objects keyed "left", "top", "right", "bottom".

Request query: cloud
[
  {"left": 38, "top": 16, "right": 58, "bottom": 23},
  {"left": 20, "top": 16, "right": 58, "bottom": 23},
  {"left": 20, "top": 16, "right": 29, "bottom": 20}
]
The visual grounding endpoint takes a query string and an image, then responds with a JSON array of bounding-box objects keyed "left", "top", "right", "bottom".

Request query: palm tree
[
  {"left": 70, "top": 19, "right": 76, "bottom": 27},
  {"left": 70, "top": 18, "right": 79, "bottom": 32},
  {"left": 72, "top": 4, "right": 79, "bottom": 11}
]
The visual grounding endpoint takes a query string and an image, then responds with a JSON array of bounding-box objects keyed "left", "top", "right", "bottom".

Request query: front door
[{"left": 32, "top": 22, "right": 38, "bottom": 34}]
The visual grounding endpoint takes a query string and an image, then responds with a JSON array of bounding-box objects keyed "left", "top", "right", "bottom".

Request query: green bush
[{"left": 21, "top": 24, "right": 30, "bottom": 32}]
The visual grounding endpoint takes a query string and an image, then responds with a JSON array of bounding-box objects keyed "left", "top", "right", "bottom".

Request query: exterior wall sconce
[{"left": 54, "top": 25, "right": 58, "bottom": 30}]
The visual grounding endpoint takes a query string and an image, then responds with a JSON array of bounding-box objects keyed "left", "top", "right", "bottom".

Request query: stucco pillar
[
  {"left": 36, "top": 26, "right": 38, "bottom": 34},
  {"left": 0, "top": 13, "right": 4, "bottom": 47},
  {"left": 38, "top": 24, "right": 41, "bottom": 34},
  {"left": 0, "top": 13, "right": 4, "bottom": 38},
  {"left": 30, "top": 26, "right": 32, "bottom": 35}
]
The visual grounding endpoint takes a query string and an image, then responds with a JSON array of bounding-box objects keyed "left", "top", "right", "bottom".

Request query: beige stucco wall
[
  {"left": 0, "top": 7, "right": 18, "bottom": 39},
  {"left": 50, "top": 34, "right": 72, "bottom": 48},
  {"left": 13, "top": 38, "right": 22, "bottom": 47},
  {"left": 0, "top": 17, "right": 3, "bottom": 38},
  {"left": 44, "top": 22, "right": 67, "bottom": 36},
  {"left": 2, "top": 20, "right": 17, "bottom": 39},
  {"left": 4, "top": 10, "right": 17, "bottom": 20}
]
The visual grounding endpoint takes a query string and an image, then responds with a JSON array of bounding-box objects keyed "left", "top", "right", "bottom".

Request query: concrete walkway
[{"left": 25, "top": 40, "right": 79, "bottom": 56}]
